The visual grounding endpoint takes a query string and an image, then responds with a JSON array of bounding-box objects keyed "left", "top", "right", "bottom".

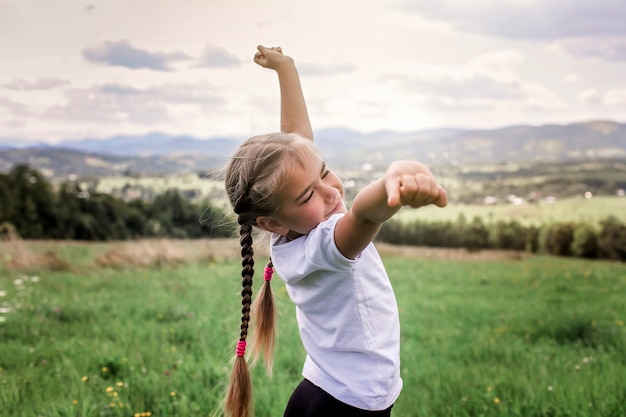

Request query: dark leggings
[{"left": 284, "top": 379, "right": 393, "bottom": 417}]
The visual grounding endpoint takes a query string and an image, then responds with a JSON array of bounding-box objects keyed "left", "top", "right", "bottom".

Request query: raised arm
[
  {"left": 335, "top": 161, "right": 448, "bottom": 259},
  {"left": 254, "top": 45, "right": 313, "bottom": 140}
]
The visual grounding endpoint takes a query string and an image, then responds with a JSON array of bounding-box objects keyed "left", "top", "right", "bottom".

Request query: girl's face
[{"left": 272, "top": 154, "right": 346, "bottom": 237}]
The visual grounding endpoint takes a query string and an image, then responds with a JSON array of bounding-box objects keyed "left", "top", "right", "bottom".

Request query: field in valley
[
  {"left": 395, "top": 195, "right": 626, "bottom": 226},
  {"left": 1, "top": 239, "right": 625, "bottom": 416},
  {"left": 92, "top": 172, "right": 626, "bottom": 228}
]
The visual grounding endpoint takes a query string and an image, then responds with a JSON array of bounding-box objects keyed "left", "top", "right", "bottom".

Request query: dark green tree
[
  {"left": 463, "top": 216, "right": 491, "bottom": 251},
  {"left": 0, "top": 173, "right": 15, "bottom": 226},
  {"left": 491, "top": 220, "right": 529, "bottom": 251},
  {"left": 6, "top": 164, "right": 57, "bottom": 239},
  {"left": 53, "top": 182, "right": 84, "bottom": 239},
  {"left": 539, "top": 223, "right": 575, "bottom": 257},
  {"left": 571, "top": 223, "right": 598, "bottom": 259},
  {"left": 598, "top": 216, "right": 626, "bottom": 261}
]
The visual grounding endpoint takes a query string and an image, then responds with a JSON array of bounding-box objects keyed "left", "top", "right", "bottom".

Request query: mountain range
[{"left": 0, "top": 120, "right": 624, "bottom": 178}]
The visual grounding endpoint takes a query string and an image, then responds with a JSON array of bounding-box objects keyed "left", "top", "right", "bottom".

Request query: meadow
[
  {"left": 91, "top": 173, "right": 626, "bottom": 226},
  {"left": 395, "top": 196, "right": 626, "bottom": 226},
  {"left": 0, "top": 239, "right": 625, "bottom": 417}
]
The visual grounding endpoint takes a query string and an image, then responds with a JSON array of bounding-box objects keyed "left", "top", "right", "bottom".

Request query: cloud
[
  {"left": 603, "top": 89, "right": 626, "bottom": 106},
  {"left": 0, "top": 81, "right": 226, "bottom": 127},
  {"left": 196, "top": 45, "right": 241, "bottom": 68},
  {"left": 396, "top": 0, "right": 626, "bottom": 40},
  {"left": 44, "top": 82, "right": 226, "bottom": 125},
  {"left": 82, "top": 40, "right": 191, "bottom": 71},
  {"left": 579, "top": 88, "right": 626, "bottom": 106},
  {"left": 0, "top": 96, "right": 28, "bottom": 115},
  {"left": 1, "top": 118, "right": 26, "bottom": 129},
  {"left": 557, "top": 37, "right": 626, "bottom": 61},
  {"left": 45, "top": 87, "right": 169, "bottom": 124},
  {"left": 298, "top": 62, "right": 356, "bottom": 76},
  {"left": 98, "top": 83, "right": 225, "bottom": 105},
  {"left": 397, "top": 50, "right": 526, "bottom": 99},
  {"left": 391, "top": 50, "right": 563, "bottom": 110},
  {"left": 1, "top": 77, "right": 70, "bottom": 91}
]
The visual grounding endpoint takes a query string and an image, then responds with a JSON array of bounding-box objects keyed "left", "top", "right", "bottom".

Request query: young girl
[{"left": 223, "top": 45, "right": 447, "bottom": 417}]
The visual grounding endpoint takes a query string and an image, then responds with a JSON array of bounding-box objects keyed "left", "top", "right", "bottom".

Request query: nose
[{"left": 322, "top": 183, "right": 337, "bottom": 203}]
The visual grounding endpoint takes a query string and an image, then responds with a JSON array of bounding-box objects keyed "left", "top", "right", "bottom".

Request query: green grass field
[
  {"left": 1, "top": 241, "right": 625, "bottom": 416},
  {"left": 396, "top": 196, "right": 626, "bottom": 226},
  {"left": 93, "top": 175, "right": 626, "bottom": 227}
]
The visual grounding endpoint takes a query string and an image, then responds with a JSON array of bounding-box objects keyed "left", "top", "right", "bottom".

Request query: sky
[{"left": 1, "top": 0, "right": 626, "bottom": 144}]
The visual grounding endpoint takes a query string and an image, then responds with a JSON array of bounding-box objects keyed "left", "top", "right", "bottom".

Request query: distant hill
[
  {"left": 0, "top": 120, "right": 624, "bottom": 178},
  {"left": 0, "top": 147, "right": 225, "bottom": 179},
  {"left": 329, "top": 120, "right": 626, "bottom": 167},
  {"left": 46, "top": 133, "right": 241, "bottom": 157}
]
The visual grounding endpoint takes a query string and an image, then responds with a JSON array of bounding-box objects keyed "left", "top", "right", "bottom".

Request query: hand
[
  {"left": 253, "top": 45, "right": 292, "bottom": 70},
  {"left": 384, "top": 161, "right": 448, "bottom": 209}
]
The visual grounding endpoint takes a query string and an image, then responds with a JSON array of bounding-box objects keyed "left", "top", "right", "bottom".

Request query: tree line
[
  {"left": 1, "top": 164, "right": 624, "bottom": 262},
  {"left": 378, "top": 214, "right": 626, "bottom": 262},
  {"left": 0, "top": 164, "right": 236, "bottom": 240}
]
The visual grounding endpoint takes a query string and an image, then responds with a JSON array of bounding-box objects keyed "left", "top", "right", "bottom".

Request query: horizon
[
  {"left": 3, "top": 0, "right": 626, "bottom": 143},
  {"left": 2, "top": 118, "right": 624, "bottom": 148}
]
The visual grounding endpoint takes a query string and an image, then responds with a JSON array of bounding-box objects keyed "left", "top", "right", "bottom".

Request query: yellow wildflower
[
  {"left": 105, "top": 386, "right": 114, "bottom": 393},
  {"left": 81, "top": 376, "right": 88, "bottom": 382},
  {"left": 170, "top": 391, "right": 177, "bottom": 397},
  {"left": 494, "top": 398, "right": 500, "bottom": 404}
]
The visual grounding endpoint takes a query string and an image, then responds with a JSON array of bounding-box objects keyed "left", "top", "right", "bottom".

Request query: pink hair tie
[
  {"left": 264, "top": 266, "right": 274, "bottom": 281},
  {"left": 235, "top": 340, "right": 247, "bottom": 357}
]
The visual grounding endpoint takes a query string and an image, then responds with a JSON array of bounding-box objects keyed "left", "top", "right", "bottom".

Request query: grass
[
  {"left": 92, "top": 173, "right": 626, "bottom": 227},
  {"left": 395, "top": 195, "right": 626, "bottom": 226},
  {"left": 0, "top": 240, "right": 625, "bottom": 416}
]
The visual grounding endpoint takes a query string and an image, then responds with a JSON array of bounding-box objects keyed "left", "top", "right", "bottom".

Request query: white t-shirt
[{"left": 270, "top": 213, "right": 403, "bottom": 411}]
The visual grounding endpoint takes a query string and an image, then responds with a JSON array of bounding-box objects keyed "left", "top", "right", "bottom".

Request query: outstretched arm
[
  {"left": 254, "top": 45, "right": 313, "bottom": 140},
  {"left": 335, "top": 161, "right": 448, "bottom": 259}
]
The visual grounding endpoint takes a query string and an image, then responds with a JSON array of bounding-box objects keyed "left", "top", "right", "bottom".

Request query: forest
[
  {"left": 0, "top": 164, "right": 235, "bottom": 241},
  {"left": 1, "top": 163, "right": 624, "bottom": 262}
]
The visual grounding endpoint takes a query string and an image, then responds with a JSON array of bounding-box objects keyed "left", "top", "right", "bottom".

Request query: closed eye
[
  {"left": 301, "top": 191, "right": 314, "bottom": 204},
  {"left": 300, "top": 169, "right": 331, "bottom": 205}
]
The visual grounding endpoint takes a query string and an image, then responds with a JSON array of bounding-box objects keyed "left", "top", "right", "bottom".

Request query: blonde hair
[{"left": 223, "top": 132, "right": 320, "bottom": 417}]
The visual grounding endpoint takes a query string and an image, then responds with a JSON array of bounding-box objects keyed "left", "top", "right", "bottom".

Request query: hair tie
[
  {"left": 235, "top": 340, "right": 247, "bottom": 357},
  {"left": 264, "top": 266, "right": 274, "bottom": 281}
]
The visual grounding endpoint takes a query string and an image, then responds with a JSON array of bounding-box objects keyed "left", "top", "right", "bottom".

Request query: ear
[{"left": 256, "top": 216, "right": 290, "bottom": 235}]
